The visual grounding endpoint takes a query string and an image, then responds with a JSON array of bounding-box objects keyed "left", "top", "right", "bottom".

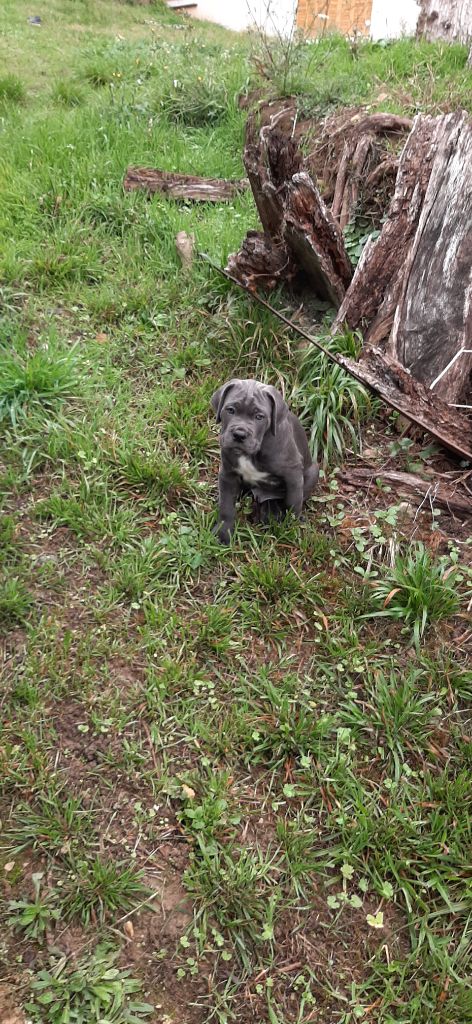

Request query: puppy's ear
[
  {"left": 210, "top": 380, "right": 239, "bottom": 423},
  {"left": 263, "top": 385, "right": 288, "bottom": 436}
]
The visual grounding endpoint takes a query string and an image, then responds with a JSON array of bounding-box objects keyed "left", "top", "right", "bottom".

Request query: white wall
[
  {"left": 369, "top": 0, "right": 421, "bottom": 40},
  {"left": 191, "top": 0, "right": 298, "bottom": 37},
  {"left": 192, "top": 0, "right": 423, "bottom": 41}
]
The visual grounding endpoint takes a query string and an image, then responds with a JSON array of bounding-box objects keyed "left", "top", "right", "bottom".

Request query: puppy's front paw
[{"left": 213, "top": 524, "right": 231, "bottom": 546}]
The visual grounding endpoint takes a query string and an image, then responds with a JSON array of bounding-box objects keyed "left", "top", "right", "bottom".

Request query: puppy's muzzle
[{"left": 231, "top": 427, "right": 248, "bottom": 442}]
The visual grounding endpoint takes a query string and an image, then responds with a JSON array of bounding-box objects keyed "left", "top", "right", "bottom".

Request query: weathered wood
[
  {"left": 331, "top": 140, "right": 350, "bottom": 221},
  {"left": 243, "top": 106, "right": 302, "bottom": 237},
  {"left": 333, "top": 114, "right": 439, "bottom": 342},
  {"left": 328, "top": 112, "right": 413, "bottom": 142},
  {"left": 175, "top": 231, "right": 194, "bottom": 271},
  {"left": 340, "top": 467, "right": 472, "bottom": 518},
  {"left": 123, "top": 167, "right": 247, "bottom": 202},
  {"left": 283, "top": 172, "right": 353, "bottom": 306},
  {"left": 387, "top": 111, "right": 472, "bottom": 402},
  {"left": 225, "top": 231, "right": 297, "bottom": 291},
  {"left": 365, "top": 157, "right": 399, "bottom": 190},
  {"left": 228, "top": 102, "right": 412, "bottom": 291},
  {"left": 340, "top": 133, "right": 374, "bottom": 228},
  {"left": 340, "top": 347, "right": 472, "bottom": 461}
]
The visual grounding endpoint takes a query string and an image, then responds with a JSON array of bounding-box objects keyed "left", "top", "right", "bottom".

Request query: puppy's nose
[{"left": 232, "top": 427, "right": 247, "bottom": 441}]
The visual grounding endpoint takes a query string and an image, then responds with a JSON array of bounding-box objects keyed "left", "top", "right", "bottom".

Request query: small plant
[
  {"left": 27, "top": 945, "right": 153, "bottom": 1024},
  {"left": 295, "top": 330, "right": 375, "bottom": 463},
  {"left": 184, "top": 843, "right": 279, "bottom": 952},
  {"left": 0, "top": 337, "right": 82, "bottom": 426},
  {"left": 238, "top": 671, "right": 335, "bottom": 768},
  {"left": 342, "top": 668, "right": 440, "bottom": 777},
  {"left": 0, "top": 577, "right": 33, "bottom": 628},
  {"left": 8, "top": 872, "right": 60, "bottom": 940},
  {"left": 159, "top": 74, "right": 231, "bottom": 126},
  {"left": 0, "top": 74, "right": 26, "bottom": 104},
  {"left": 366, "top": 542, "right": 461, "bottom": 646},
  {"left": 113, "top": 448, "right": 189, "bottom": 499},
  {"left": 61, "top": 857, "right": 148, "bottom": 925},
  {"left": 177, "top": 770, "right": 238, "bottom": 845},
  {"left": 343, "top": 219, "right": 381, "bottom": 267},
  {"left": 9, "top": 794, "right": 95, "bottom": 855},
  {"left": 52, "top": 79, "right": 86, "bottom": 106}
]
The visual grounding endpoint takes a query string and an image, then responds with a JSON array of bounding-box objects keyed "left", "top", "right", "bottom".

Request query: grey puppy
[{"left": 211, "top": 378, "right": 319, "bottom": 544}]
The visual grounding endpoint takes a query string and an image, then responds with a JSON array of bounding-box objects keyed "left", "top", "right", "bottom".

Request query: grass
[
  {"left": 365, "top": 542, "right": 464, "bottom": 647},
  {"left": 0, "top": 2, "right": 471, "bottom": 1022}
]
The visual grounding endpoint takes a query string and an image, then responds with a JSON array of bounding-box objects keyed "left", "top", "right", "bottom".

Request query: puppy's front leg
[
  {"left": 215, "top": 469, "right": 240, "bottom": 545},
  {"left": 284, "top": 472, "right": 304, "bottom": 517}
]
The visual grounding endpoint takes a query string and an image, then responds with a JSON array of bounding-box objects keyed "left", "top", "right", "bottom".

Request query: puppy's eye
[
  {"left": 255, "top": 413, "right": 265, "bottom": 420},
  {"left": 226, "top": 406, "right": 235, "bottom": 415}
]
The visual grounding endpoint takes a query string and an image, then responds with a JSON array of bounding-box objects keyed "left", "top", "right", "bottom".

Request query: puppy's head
[{"left": 211, "top": 379, "right": 287, "bottom": 456}]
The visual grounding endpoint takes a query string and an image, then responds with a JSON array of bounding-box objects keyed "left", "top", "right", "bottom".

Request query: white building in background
[{"left": 175, "top": 0, "right": 424, "bottom": 40}]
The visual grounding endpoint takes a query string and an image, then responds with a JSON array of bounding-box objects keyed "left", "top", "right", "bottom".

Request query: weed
[
  {"left": 295, "top": 330, "right": 375, "bottom": 463},
  {"left": 61, "top": 857, "right": 148, "bottom": 925},
  {"left": 52, "top": 79, "right": 86, "bottom": 107},
  {"left": 8, "top": 794, "right": 95, "bottom": 855},
  {"left": 27, "top": 945, "right": 153, "bottom": 1024},
  {"left": 177, "top": 769, "right": 238, "bottom": 845},
  {"left": 184, "top": 843, "right": 279, "bottom": 954},
  {"left": 237, "top": 669, "right": 335, "bottom": 768},
  {"left": 0, "top": 335, "right": 83, "bottom": 427},
  {"left": 366, "top": 542, "right": 462, "bottom": 646},
  {"left": 7, "top": 871, "right": 60, "bottom": 940},
  {"left": 0, "top": 576, "right": 33, "bottom": 628},
  {"left": 159, "top": 74, "right": 231, "bottom": 126},
  {"left": 0, "top": 74, "right": 25, "bottom": 104}
]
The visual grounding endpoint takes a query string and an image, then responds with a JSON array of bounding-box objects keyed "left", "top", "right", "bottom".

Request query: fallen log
[
  {"left": 123, "top": 167, "right": 248, "bottom": 202},
  {"left": 340, "top": 467, "right": 472, "bottom": 518},
  {"left": 201, "top": 253, "right": 472, "bottom": 463}
]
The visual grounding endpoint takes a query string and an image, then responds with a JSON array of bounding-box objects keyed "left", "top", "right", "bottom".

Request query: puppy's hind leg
[{"left": 303, "top": 463, "right": 319, "bottom": 503}]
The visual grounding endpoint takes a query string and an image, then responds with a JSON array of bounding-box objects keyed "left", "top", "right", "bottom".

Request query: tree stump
[{"left": 334, "top": 111, "right": 472, "bottom": 404}]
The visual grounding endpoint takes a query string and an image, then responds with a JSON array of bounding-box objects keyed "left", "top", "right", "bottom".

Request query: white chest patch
[{"left": 237, "top": 456, "right": 269, "bottom": 485}]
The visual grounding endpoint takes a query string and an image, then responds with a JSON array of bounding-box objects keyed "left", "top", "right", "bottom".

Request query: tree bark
[
  {"left": 283, "top": 172, "right": 353, "bottom": 306},
  {"left": 417, "top": 0, "right": 472, "bottom": 43},
  {"left": 333, "top": 114, "right": 439, "bottom": 342},
  {"left": 333, "top": 110, "right": 472, "bottom": 404},
  {"left": 123, "top": 167, "right": 247, "bottom": 202},
  {"left": 225, "top": 231, "right": 297, "bottom": 291},
  {"left": 388, "top": 112, "right": 472, "bottom": 402}
]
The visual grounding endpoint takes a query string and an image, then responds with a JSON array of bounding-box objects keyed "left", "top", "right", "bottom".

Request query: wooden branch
[
  {"left": 328, "top": 112, "right": 413, "bottom": 142},
  {"left": 341, "top": 347, "right": 472, "bottom": 461},
  {"left": 175, "top": 231, "right": 194, "bottom": 270},
  {"left": 340, "top": 467, "right": 472, "bottom": 518},
  {"left": 123, "top": 167, "right": 248, "bottom": 202},
  {"left": 283, "top": 172, "right": 353, "bottom": 306},
  {"left": 365, "top": 157, "right": 399, "bottom": 189},
  {"left": 331, "top": 140, "right": 351, "bottom": 221}
]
